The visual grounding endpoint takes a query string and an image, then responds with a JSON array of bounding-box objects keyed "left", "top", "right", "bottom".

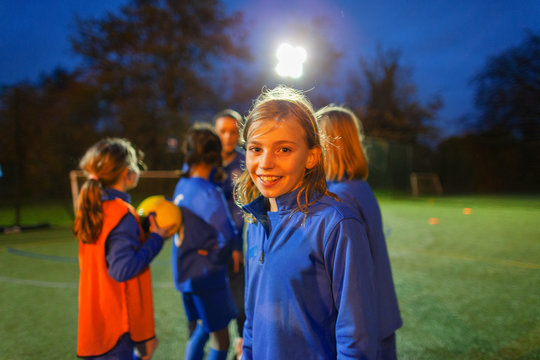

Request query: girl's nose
[{"left": 259, "top": 151, "right": 275, "bottom": 169}]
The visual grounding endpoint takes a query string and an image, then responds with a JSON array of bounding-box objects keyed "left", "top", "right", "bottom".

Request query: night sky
[{"left": 1, "top": 0, "right": 538, "bottom": 137}]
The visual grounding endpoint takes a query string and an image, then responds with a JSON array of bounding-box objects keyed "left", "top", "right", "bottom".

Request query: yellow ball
[{"left": 136, "top": 195, "right": 182, "bottom": 233}]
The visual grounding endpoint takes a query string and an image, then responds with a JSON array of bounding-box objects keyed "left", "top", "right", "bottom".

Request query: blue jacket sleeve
[
  {"left": 105, "top": 212, "right": 165, "bottom": 282},
  {"left": 324, "top": 217, "right": 378, "bottom": 360},
  {"left": 241, "top": 225, "right": 253, "bottom": 359}
]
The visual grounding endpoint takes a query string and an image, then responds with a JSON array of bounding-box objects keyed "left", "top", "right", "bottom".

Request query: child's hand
[{"left": 148, "top": 213, "right": 178, "bottom": 239}]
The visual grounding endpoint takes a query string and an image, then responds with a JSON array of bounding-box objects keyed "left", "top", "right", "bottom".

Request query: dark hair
[{"left": 183, "top": 123, "right": 223, "bottom": 171}]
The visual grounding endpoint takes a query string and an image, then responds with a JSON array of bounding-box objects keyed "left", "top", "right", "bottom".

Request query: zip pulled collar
[
  {"left": 243, "top": 187, "right": 323, "bottom": 220},
  {"left": 102, "top": 188, "right": 131, "bottom": 203}
]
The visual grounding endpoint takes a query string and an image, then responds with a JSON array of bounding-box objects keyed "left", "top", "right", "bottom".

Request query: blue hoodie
[
  {"left": 172, "top": 177, "right": 239, "bottom": 292},
  {"left": 328, "top": 180, "right": 402, "bottom": 340},
  {"left": 242, "top": 189, "right": 378, "bottom": 359}
]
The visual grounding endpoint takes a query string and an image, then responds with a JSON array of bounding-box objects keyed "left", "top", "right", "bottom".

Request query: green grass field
[{"left": 1, "top": 194, "right": 539, "bottom": 359}]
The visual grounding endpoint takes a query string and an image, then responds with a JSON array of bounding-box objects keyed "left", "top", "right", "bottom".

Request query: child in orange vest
[{"left": 74, "top": 138, "right": 176, "bottom": 359}]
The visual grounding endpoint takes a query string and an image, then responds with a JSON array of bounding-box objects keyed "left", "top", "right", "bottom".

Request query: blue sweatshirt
[
  {"left": 328, "top": 180, "right": 402, "bottom": 340},
  {"left": 172, "top": 177, "right": 238, "bottom": 292},
  {"left": 214, "top": 148, "right": 245, "bottom": 250},
  {"left": 242, "top": 189, "right": 378, "bottom": 359},
  {"left": 103, "top": 188, "right": 165, "bottom": 282}
]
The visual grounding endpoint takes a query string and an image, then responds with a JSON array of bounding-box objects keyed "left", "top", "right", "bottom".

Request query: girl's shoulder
[
  {"left": 176, "top": 177, "right": 225, "bottom": 207},
  {"left": 305, "top": 195, "right": 365, "bottom": 247},
  {"left": 328, "top": 179, "right": 372, "bottom": 193},
  {"left": 178, "top": 177, "right": 221, "bottom": 194},
  {"left": 311, "top": 194, "right": 359, "bottom": 222}
]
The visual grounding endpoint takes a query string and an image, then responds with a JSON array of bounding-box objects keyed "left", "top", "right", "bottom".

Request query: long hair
[
  {"left": 316, "top": 105, "right": 369, "bottom": 181},
  {"left": 73, "top": 138, "right": 144, "bottom": 244},
  {"left": 234, "top": 86, "right": 332, "bottom": 217}
]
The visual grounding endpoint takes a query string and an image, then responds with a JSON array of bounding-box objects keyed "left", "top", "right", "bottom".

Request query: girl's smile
[{"left": 246, "top": 117, "right": 319, "bottom": 211}]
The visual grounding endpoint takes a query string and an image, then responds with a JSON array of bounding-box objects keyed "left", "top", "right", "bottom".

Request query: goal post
[
  {"left": 70, "top": 170, "right": 182, "bottom": 213},
  {"left": 410, "top": 172, "right": 443, "bottom": 197}
]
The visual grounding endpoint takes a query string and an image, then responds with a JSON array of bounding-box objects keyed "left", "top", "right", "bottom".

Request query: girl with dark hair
[{"left": 172, "top": 124, "right": 239, "bottom": 360}]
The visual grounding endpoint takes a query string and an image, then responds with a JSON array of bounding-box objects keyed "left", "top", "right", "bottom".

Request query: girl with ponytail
[{"left": 74, "top": 138, "right": 175, "bottom": 360}]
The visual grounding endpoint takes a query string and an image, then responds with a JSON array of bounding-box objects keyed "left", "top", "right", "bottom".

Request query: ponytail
[{"left": 73, "top": 178, "right": 104, "bottom": 244}]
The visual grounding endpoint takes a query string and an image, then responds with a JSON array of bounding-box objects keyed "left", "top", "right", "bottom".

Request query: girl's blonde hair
[
  {"left": 73, "top": 138, "right": 144, "bottom": 244},
  {"left": 234, "top": 86, "right": 332, "bottom": 216},
  {"left": 316, "top": 105, "right": 369, "bottom": 181}
]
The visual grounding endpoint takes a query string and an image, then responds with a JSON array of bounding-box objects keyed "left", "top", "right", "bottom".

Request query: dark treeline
[
  {"left": 438, "top": 31, "right": 540, "bottom": 193},
  {"left": 0, "top": 0, "right": 538, "bottom": 203}
]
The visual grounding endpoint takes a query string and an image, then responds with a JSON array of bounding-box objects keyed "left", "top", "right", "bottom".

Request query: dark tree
[
  {"left": 0, "top": 70, "right": 102, "bottom": 200},
  {"left": 70, "top": 0, "right": 250, "bottom": 167},
  {"left": 464, "top": 30, "right": 540, "bottom": 192},
  {"left": 0, "top": 84, "right": 38, "bottom": 212},
  {"left": 472, "top": 30, "right": 540, "bottom": 143},
  {"left": 346, "top": 47, "right": 442, "bottom": 144}
]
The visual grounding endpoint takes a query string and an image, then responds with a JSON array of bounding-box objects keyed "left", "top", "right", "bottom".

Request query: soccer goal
[
  {"left": 69, "top": 170, "right": 182, "bottom": 213},
  {"left": 410, "top": 172, "right": 443, "bottom": 197}
]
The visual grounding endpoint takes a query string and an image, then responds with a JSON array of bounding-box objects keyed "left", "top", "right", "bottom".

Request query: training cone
[{"left": 136, "top": 195, "right": 182, "bottom": 233}]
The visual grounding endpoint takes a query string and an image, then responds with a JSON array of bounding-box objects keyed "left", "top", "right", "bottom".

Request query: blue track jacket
[
  {"left": 242, "top": 189, "right": 378, "bottom": 359},
  {"left": 172, "top": 177, "right": 239, "bottom": 292},
  {"left": 217, "top": 148, "right": 245, "bottom": 243},
  {"left": 328, "top": 180, "right": 402, "bottom": 340}
]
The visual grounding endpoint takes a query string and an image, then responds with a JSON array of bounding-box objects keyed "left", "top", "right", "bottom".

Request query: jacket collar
[
  {"left": 102, "top": 188, "right": 131, "bottom": 203},
  {"left": 243, "top": 187, "right": 321, "bottom": 221}
]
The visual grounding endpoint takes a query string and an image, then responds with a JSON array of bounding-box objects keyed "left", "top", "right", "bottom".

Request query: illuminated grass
[{"left": 0, "top": 194, "right": 539, "bottom": 359}]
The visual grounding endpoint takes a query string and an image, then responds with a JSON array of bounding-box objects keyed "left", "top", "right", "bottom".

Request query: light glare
[{"left": 275, "top": 43, "right": 307, "bottom": 79}]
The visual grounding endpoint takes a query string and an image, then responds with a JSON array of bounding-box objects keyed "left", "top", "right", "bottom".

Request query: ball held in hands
[{"left": 136, "top": 195, "right": 182, "bottom": 235}]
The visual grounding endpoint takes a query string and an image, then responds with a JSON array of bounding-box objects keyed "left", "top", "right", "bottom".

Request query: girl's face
[
  {"left": 245, "top": 117, "right": 320, "bottom": 211},
  {"left": 215, "top": 116, "right": 240, "bottom": 155},
  {"left": 125, "top": 166, "right": 140, "bottom": 191}
]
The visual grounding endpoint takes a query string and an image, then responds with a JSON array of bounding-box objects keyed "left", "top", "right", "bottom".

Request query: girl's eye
[
  {"left": 279, "top": 147, "right": 291, "bottom": 153},
  {"left": 248, "top": 146, "right": 261, "bottom": 153}
]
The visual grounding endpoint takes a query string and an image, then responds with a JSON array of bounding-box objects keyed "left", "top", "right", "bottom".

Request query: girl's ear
[
  {"left": 306, "top": 146, "right": 321, "bottom": 170},
  {"left": 110, "top": 167, "right": 131, "bottom": 192}
]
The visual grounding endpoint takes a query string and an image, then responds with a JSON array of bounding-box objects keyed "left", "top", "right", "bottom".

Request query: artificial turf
[{"left": 1, "top": 194, "right": 539, "bottom": 359}]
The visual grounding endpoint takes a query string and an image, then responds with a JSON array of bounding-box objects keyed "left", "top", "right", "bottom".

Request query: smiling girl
[{"left": 234, "top": 86, "right": 378, "bottom": 359}]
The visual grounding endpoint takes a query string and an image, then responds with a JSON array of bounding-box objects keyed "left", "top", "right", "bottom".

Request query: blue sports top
[
  {"left": 172, "top": 177, "right": 238, "bottom": 292},
  {"left": 215, "top": 147, "right": 245, "bottom": 248},
  {"left": 103, "top": 188, "right": 165, "bottom": 282},
  {"left": 242, "top": 189, "right": 378, "bottom": 359},
  {"left": 328, "top": 180, "right": 402, "bottom": 339}
]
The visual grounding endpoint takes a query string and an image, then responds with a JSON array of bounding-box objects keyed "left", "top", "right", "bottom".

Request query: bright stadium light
[{"left": 275, "top": 43, "right": 307, "bottom": 79}]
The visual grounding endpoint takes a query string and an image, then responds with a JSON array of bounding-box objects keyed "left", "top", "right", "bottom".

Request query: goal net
[
  {"left": 410, "top": 172, "right": 443, "bottom": 196},
  {"left": 69, "top": 170, "right": 182, "bottom": 213}
]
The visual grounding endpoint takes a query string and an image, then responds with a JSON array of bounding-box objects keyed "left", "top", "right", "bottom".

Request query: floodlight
[{"left": 275, "top": 43, "right": 307, "bottom": 79}]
